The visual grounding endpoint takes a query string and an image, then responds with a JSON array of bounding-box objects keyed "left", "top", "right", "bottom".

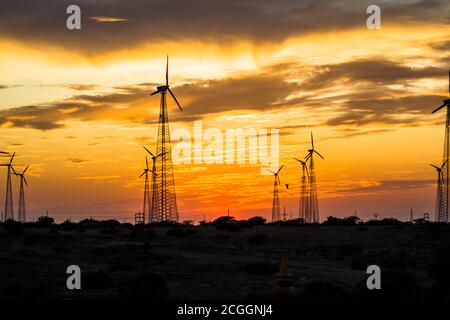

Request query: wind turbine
[
  {"left": 305, "top": 133, "right": 324, "bottom": 223},
  {"left": 0, "top": 153, "right": 16, "bottom": 221},
  {"left": 139, "top": 157, "right": 156, "bottom": 224},
  {"left": 431, "top": 161, "right": 447, "bottom": 222},
  {"left": 143, "top": 146, "right": 166, "bottom": 223},
  {"left": 149, "top": 56, "right": 182, "bottom": 223},
  {"left": 431, "top": 70, "right": 450, "bottom": 223},
  {"left": 294, "top": 157, "right": 309, "bottom": 222},
  {"left": 267, "top": 165, "right": 284, "bottom": 222},
  {"left": 15, "top": 165, "right": 29, "bottom": 222}
]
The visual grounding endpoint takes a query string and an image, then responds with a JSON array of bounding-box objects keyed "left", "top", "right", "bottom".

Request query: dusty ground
[{"left": 0, "top": 222, "right": 449, "bottom": 300}]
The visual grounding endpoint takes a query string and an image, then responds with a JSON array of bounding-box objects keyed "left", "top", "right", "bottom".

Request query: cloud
[
  {"left": 430, "top": 40, "right": 450, "bottom": 51},
  {"left": 64, "top": 84, "right": 98, "bottom": 91},
  {"left": 75, "top": 175, "right": 120, "bottom": 181},
  {"left": 68, "top": 158, "right": 89, "bottom": 163},
  {"left": 88, "top": 16, "right": 129, "bottom": 23},
  {"left": 0, "top": 0, "right": 448, "bottom": 54},
  {"left": 336, "top": 179, "right": 435, "bottom": 196},
  {"left": 302, "top": 59, "right": 444, "bottom": 90},
  {"left": 0, "top": 58, "right": 446, "bottom": 130}
]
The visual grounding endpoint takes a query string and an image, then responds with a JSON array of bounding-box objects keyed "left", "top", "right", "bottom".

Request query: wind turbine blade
[
  {"left": 314, "top": 150, "right": 325, "bottom": 159},
  {"left": 10, "top": 152, "right": 15, "bottom": 164},
  {"left": 277, "top": 175, "right": 280, "bottom": 185},
  {"left": 277, "top": 164, "right": 284, "bottom": 174},
  {"left": 293, "top": 157, "right": 302, "bottom": 163},
  {"left": 156, "top": 151, "right": 168, "bottom": 158},
  {"left": 431, "top": 164, "right": 440, "bottom": 170},
  {"left": 311, "top": 132, "right": 314, "bottom": 149},
  {"left": 151, "top": 90, "right": 160, "bottom": 95},
  {"left": 432, "top": 103, "right": 447, "bottom": 113},
  {"left": 266, "top": 169, "right": 276, "bottom": 175},
  {"left": 143, "top": 146, "right": 155, "bottom": 157},
  {"left": 23, "top": 165, "right": 29, "bottom": 174},
  {"left": 150, "top": 169, "right": 158, "bottom": 176},
  {"left": 166, "top": 55, "right": 169, "bottom": 86},
  {"left": 139, "top": 171, "right": 146, "bottom": 178},
  {"left": 146, "top": 156, "right": 149, "bottom": 170},
  {"left": 23, "top": 176, "right": 28, "bottom": 186},
  {"left": 0, "top": 151, "right": 9, "bottom": 154},
  {"left": 11, "top": 165, "right": 17, "bottom": 175},
  {"left": 442, "top": 160, "right": 448, "bottom": 169},
  {"left": 168, "top": 88, "right": 182, "bottom": 111}
]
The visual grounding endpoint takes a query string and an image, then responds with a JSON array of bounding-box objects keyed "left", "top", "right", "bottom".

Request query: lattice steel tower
[
  {"left": 268, "top": 165, "right": 284, "bottom": 222},
  {"left": 16, "top": 165, "right": 29, "bottom": 222},
  {"left": 294, "top": 158, "right": 309, "bottom": 221},
  {"left": 1, "top": 153, "right": 16, "bottom": 221},
  {"left": 431, "top": 70, "right": 450, "bottom": 222},
  {"left": 305, "top": 133, "right": 324, "bottom": 223},
  {"left": 150, "top": 57, "right": 182, "bottom": 222}
]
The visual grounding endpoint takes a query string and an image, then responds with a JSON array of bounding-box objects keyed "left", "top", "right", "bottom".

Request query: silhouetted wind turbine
[
  {"left": 0, "top": 153, "right": 16, "bottom": 221},
  {"left": 139, "top": 157, "right": 156, "bottom": 224},
  {"left": 305, "top": 133, "right": 324, "bottom": 223},
  {"left": 149, "top": 56, "right": 182, "bottom": 222},
  {"left": 431, "top": 161, "right": 447, "bottom": 223},
  {"left": 143, "top": 146, "right": 166, "bottom": 223},
  {"left": 294, "top": 157, "right": 309, "bottom": 221},
  {"left": 431, "top": 69, "right": 450, "bottom": 223},
  {"left": 15, "top": 165, "right": 29, "bottom": 222},
  {"left": 267, "top": 165, "right": 284, "bottom": 222}
]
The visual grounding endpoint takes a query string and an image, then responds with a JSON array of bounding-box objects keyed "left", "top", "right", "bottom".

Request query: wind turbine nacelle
[{"left": 157, "top": 85, "right": 169, "bottom": 91}]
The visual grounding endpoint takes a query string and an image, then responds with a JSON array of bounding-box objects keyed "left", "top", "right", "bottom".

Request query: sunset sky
[{"left": 0, "top": 0, "right": 449, "bottom": 222}]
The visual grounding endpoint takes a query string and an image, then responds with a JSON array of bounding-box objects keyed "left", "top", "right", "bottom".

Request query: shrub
[
  {"left": 60, "top": 219, "right": 78, "bottom": 231},
  {"left": 35, "top": 216, "right": 55, "bottom": 228},
  {"left": 323, "top": 216, "right": 360, "bottom": 226}
]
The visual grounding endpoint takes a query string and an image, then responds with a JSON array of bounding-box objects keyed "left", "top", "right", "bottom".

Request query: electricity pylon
[
  {"left": 305, "top": 133, "right": 324, "bottom": 223},
  {"left": 431, "top": 70, "right": 450, "bottom": 222},
  {"left": 268, "top": 165, "right": 284, "bottom": 222},
  {"left": 150, "top": 56, "right": 182, "bottom": 222},
  {"left": 294, "top": 158, "right": 309, "bottom": 221},
  {"left": 0, "top": 153, "right": 16, "bottom": 221}
]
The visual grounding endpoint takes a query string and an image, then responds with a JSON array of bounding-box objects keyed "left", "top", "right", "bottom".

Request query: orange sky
[{"left": 0, "top": 0, "right": 449, "bottom": 222}]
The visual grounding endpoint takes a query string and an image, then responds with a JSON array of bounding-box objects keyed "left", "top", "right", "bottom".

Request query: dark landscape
[{"left": 1, "top": 216, "right": 449, "bottom": 300}]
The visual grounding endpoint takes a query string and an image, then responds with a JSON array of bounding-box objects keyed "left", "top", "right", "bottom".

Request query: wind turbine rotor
[
  {"left": 168, "top": 88, "right": 182, "bottom": 111},
  {"left": 143, "top": 146, "right": 155, "bottom": 158}
]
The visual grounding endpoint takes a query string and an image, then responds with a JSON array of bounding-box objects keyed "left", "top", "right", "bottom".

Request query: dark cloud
[
  {"left": 67, "top": 158, "right": 89, "bottom": 163},
  {"left": 303, "top": 59, "right": 444, "bottom": 90},
  {"left": 430, "top": 40, "right": 450, "bottom": 51},
  {"left": 0, "top": 0, "right": 448, "bottom": 54},
  {"left": 338, "top": 179, "right": 434, "bottom": 195}
]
